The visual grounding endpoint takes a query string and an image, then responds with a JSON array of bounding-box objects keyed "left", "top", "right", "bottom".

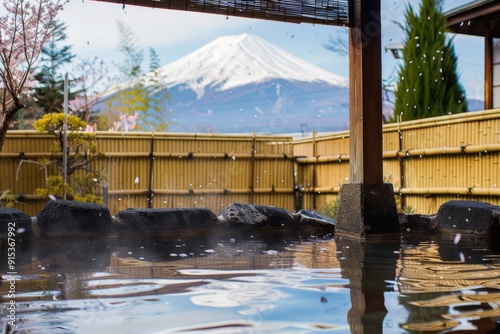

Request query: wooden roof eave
[
  {"left": 92, "top": 0, "right": 350, "bottom": 27},
  {"left": 445, "top": 0, "right": 500, "bottom": 37}
]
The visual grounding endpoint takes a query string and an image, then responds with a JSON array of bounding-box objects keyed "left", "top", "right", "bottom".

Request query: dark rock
[
  {"left": 114, "top": 208, "right": 218, "bottom": 237},
  {"left": 399, "top": 213, "right": 437, "bottom": 232},
  {"left": 293, "top": 209, "right": 336, "bottom": 238},
  {"left": 296, "top": 209, "right": 336, "bottom": 226},
  {"left": 217, "top": 202, "right": 295, "bottom": 226},
  {"left": 436, "top": 200, "right": 500, "bottom": 237},
  {"left": 0, "top": 207, "right": 34, "bottom": 240},
  {"left": 36, "top": 200, "right": 112, "bottom": 237}
]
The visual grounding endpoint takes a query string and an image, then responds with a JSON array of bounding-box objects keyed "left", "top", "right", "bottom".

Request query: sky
[{"left": 26, "top": 0, "right": 489, "bottom": 101}]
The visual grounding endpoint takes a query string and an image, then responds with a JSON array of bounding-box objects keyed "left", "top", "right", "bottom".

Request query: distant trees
[
  {"left": 99, "top": 21, "right": 174, "bottom": 131},
  {"left": 70, "top": 56, "right": 115, "bottom": 125},
  {"left": 0, "top": 0, "right": 64, "bottom": 152},
  {"left": 393, "top": 0, "right": 467, "bottom": 122}
]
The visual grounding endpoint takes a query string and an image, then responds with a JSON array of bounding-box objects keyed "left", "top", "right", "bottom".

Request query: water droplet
[{"left": 459, "top": 252, "right": 465, "bottom": 262}]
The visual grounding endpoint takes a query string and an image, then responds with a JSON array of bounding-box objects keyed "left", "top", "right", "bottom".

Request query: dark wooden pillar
[
  {"left": 348, "top": 0, "right": 383, "bottom": 184},
  {"left": 485, "top": 22, "right": 493, "bottom": 110},
  {"left": 335, "top": 0, "right": 399, "bottom": 237}
]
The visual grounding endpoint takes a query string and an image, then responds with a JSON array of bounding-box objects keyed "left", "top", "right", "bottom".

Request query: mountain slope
[
  {"left": 156, "top": 34, "right": 348, "bottom": 99},
  {"left": 105, "top": 33, "right": 350, "bottom": 134}
]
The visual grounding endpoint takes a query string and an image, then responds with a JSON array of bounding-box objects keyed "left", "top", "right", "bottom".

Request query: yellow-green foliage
[
  {"left": 33, "top": 112, "right": 103, "bottom": 176},
  {"left": 319, "top": 196, "right": 339, "bottom": 219},
  {"left": 35, "top": 175, "right": 73, "bottom": 199},
  {"left": 73, "top": 172, "right": 105, "bottom": 204},
  {"left": 0, "top": 190, "right": 21, "bottom": 208},
  {"left": 73, "top": 193, "right": 103, "bottom": 204},
  {"left": 34, "top": 112, "right": 86, "bottom": 138},
  {"left": 33, "top": 113, "right": 105, "bottom": 204}
]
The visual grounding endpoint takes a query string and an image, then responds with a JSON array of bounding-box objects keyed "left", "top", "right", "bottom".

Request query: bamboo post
[
  {"left": 63, "top": 73, "right": 69, "bottom": 200},
  {"left": 147, "top": 133, "right": 154, "bottom": 208},
  {"left": 312, "top": 131, "right": 317, "bottom": 210},
  {"left": 248, "top": 131, "right": 256, "bottom": 204},
  {"left": 398, "top": 115, "right": 406, "bottom": 211}
]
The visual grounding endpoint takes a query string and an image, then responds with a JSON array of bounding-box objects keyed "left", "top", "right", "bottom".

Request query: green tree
[
  {"left": 99, "top": 21, "right": 174, "bottom": 131},
  {"left": 33, "top": 21, "right": 76, "bottom": 114},
  {"left": 393, "top": 0, "right": 467, "bottom": 122}
]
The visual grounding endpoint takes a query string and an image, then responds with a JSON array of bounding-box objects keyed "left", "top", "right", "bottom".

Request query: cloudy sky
[{"left": 52, "top": 0, "right": 485, "bottom": 100}]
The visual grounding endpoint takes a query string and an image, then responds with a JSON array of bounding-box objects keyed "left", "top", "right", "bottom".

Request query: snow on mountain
[
  {"left": 102, "top": 33, "right": 351, "bottom": 134},
  {"left": 155, "top": 33, "right": 348, "bottom": 99}
]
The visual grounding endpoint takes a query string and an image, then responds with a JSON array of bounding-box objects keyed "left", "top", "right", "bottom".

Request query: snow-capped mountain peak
[{"left": 157, "top": 33, "right": 348, "bottom": 99}]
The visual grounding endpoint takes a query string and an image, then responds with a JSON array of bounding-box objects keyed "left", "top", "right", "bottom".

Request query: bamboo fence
[
  {"left": 1, "top": 131, "right": 295, "bottom": 215},
  {"left": 294, "top": 108, "right": 500, "bottom": 214},
  {"left": 1, "top": 108, "right": 500, "bottom": 216}
]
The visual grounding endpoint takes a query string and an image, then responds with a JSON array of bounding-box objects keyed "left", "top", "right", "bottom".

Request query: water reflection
[
  {"left": 396, "top": 233, "right": 500, "bottom": 333},
  {"left": 0, "top": 232, "right": 498, "bottom": 333},
  {"left": 335, "top": 235, "right": 401, "bottom": 334}
]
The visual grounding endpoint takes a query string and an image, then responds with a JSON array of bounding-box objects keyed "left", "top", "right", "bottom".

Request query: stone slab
[
  {"left": 436, "top": 200, "right": 500, "bottom": 236},
  {"left": 115, "top": 208, "right": 218, "bottom": 236},
  {"left": 36, "top": 200, "right": 112, "bottom": 237}
]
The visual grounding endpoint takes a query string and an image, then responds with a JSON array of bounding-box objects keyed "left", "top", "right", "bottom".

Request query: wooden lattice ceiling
[{"left": 92, "top": 0, "right": 350, "bottom": 26}]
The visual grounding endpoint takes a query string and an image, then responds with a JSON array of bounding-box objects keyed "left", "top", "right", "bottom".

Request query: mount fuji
[{"left": 108, "top": 33, "right": 351, "bottom": 134}]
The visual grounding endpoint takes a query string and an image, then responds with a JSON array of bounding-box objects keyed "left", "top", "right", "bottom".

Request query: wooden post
[
  {"left": 485, "top": 21, "right": 493, "bottom": 110},
  {"left": 348, "top": 0, "right": 382, "bottom": 185},
  {"left": 335, "top": 0, "right": 399, "bottom": 237}
]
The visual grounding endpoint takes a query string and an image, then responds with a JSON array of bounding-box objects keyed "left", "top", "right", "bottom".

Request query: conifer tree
[
  {"left": 33, "top": 21, "right": 76, "bottom": 113},
  {"left": 393, "top": 0, "right": 467, "bottom": 122}
]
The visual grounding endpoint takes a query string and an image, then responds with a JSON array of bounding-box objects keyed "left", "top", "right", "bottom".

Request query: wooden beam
[
  {"left": 446, "top": 2, "right": 500, "bottom": 28},
  {"left": 348, "top": 0, "right": 382, "bottom": 184}
]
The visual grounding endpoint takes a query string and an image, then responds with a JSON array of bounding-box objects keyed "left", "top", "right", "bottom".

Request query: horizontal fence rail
[{"left": 2, "top": 109, "right": 500, "bottom": 216}]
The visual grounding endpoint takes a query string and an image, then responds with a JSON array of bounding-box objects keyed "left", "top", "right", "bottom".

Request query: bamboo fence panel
[
  {"left": 0, "top": 132, "right": 289, "bottom": 215},
  {"left": 293, "top": 109, "right": 500, "bottom": 214}
]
